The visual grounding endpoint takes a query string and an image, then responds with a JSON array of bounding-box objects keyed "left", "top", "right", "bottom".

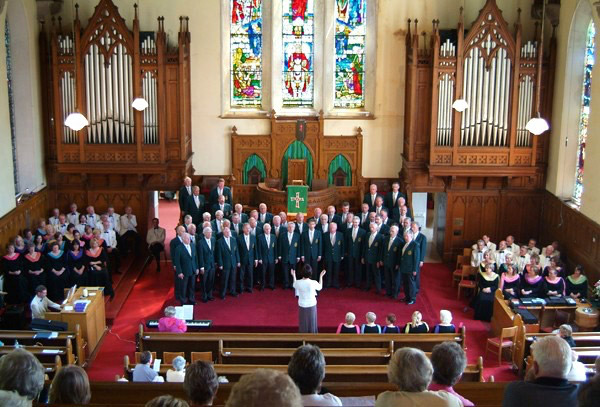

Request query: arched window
[
  {"left": 242, "top": 154, "right": 267, "bottom": 184},
  {"left": 327, "top": 154, "right": 352, "bottom": 186},
  {"left": 573, "top": 20, "right": 596, "bottom": 204},
  {"left": 4, "top": 16, "right": 18, "bottom": 193}
]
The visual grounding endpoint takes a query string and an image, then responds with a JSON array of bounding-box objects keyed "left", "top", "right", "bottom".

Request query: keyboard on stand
[{"left": 146, "top": 319, "right": 212, "bottom": 329}]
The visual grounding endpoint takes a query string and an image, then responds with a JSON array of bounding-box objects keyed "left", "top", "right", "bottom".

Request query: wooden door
[{"left": 288, "top": 159, "right": 307, "bottom": 184}]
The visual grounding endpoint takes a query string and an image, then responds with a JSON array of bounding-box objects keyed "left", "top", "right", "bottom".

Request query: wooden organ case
[
  {"left": 401, "top": 0, "right": 556, "bottom": 261},
  {"left": 40, "top": 0, "right": 192, "bottom": 234}
]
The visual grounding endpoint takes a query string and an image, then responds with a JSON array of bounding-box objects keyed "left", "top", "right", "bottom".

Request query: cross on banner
[{"left": 290, "top": 192, "right": 304, "bottom": 209}]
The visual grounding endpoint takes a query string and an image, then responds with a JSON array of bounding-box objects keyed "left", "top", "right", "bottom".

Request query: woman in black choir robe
[
  {"left": 478, "top": 251, "right": 497, "bottom": 274},
  {"left": 81, "top": 226, "right": 94, "bottom": 249},
  {"left": 63, "top": 225, "right": 76, "bottom": 251},
  {"left": 23, "top": 229, "right": 34, "bottom": 246},
  {"left": 499, "top": 264, "right": 520, "bottom": 299},
  {"left": 520, "top": 266, "right": 544, "bottom": 298},
  {"left": 544, "top": 268, "right": 566, "bottom": 297},
  {"left": 14, "top": 236, "right": 27, "bottom": 255},
  {"left": 67, "top": 241, "right": 87, "bottom": 288},
  {"left": 34, "top": 234, "right": 47, "bottom": 254},
  {"left": 24, "top": 243, "right": 46, "bottom": 297},
  {"left": 542, "top": 257, "right": 565, "bottom": 278},
  {"left": 85, "top": 238, "right": 114, "bottom": 299},
  {"left": 35, "top": 219, "right": 48, "bottom": 240},
  {"left": 566, "top": 265, "right": 588, "bottom": 300},
  {"left": 2, "top": 244, "right": 28, "bottom": 304},
  {"left": 472, "top": 264, "right": 499, "bottom": 322},
  {"left": 46, "top": 242, "right": 69, "bottom": 303}
]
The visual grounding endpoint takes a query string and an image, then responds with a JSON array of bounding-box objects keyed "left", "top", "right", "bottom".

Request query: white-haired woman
[
  {"left": 361, "top": 312, "right": 382, "bottom": 334},
  {"left": 336, "top": 312, "right": 360, "bottom": 334},
  {"left": 433, "top": 310, "right": 456, "bottom": 333},
  {"left": 375, "top": 348, "right": 462, "bottom": 406},
  {"left": 158, "top": 306, "right": 187, "bottom": 333},
  {"left": 166, "top": 356, "right": 186, "bottom": 383},
  {"left": 403, "top": 311, "right": 429, "bottom": 334}
]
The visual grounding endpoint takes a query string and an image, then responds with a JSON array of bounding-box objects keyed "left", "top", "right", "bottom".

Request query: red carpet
[{"left": 86, "top": 200, "right": 518, "bottom": 382}]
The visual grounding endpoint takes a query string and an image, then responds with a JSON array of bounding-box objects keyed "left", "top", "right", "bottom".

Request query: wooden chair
[
  {"left": 485, "top": 326, "right": 518, "bottom": 365},
  {"left": 163, "top": 351, "right": 185, "bottom": 364},
  {"left": 457, "top": 265, "right": 477, "bottom": 299},
  {"left": 453, "top": 255, "right": 468, "bottom": 286},
  {"left": 191, "top": 351, "right": 213, "bottom": 363},
  {"left": 463, "top": 247, "right": 472, "bottom": 257},
  {"left": 135, "top": 351, "right": 157, "bottom": 364}
]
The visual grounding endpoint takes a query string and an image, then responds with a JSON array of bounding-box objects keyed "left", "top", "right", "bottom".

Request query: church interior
[{"left": 0, "top": 0, "right": 599, "bottom": 405}]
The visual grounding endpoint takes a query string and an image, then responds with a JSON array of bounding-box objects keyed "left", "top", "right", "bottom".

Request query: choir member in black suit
[
  {"left": 2, "top": 243, "right": 28, "bottom": 304},
  {"left": 186, "top": 186, "right": 206, "bottom": 226},
  {"left": 197, "top": 226, "right": 217, "bottom": 302},
  {"left": 520, "top": 266, "right": 544, "bottom": 298},
  {"left": 322, "top": 222, "right": 344, "bottom": 289},
  {"left": 172, "top": 233, "right": 199, "bottom": 305},
  {"left": 67, "top": 240, "right": 87, "bottom": 288},
  {"left": 566, "top": 265, "right": 588, "bottom": 300},
  {"left": 216, "top": 227, "right": 240, "bottom": 299},
  {"left": 362, "top": 223, "right": 383, "bottom": 293},
  {"left": 230, "top": 213, "right": 243, "bottom": 236},
  {"left": 24, "top": 243, "right": 46, "bottom": 297},
  {"left": 232, "top": 204, "right": 248, "bottom": 223},
  {"left": 411, "top": 222, "right": 427, "bottom": 293},
  {"left": 209, "top": 178, "right": 233, "bottom": 208},
  {"left": 338, "top": 212, "right": 354, "bottom": 236},
  {"left": 257, "top": 203, "right": 273, "bottom": 225},
  {"left": 211, "top": 194, "right": 232, "bottom": 219},
  {"left": 358, "top": 203, "right": 370, "bottom": 226},
  {"left": 178, "top": 177, "right": 193, "bottom": 215},
  {"left": 237, "top": 224, "right": 258, "bottom": 293},
  {"left": 345, "top": 216, "right": 365, "bottom": 288},
  {"left": 278, "top": 222, "right": 300, "bottom": 289},
  {"left": 46, "top": 242, "right": 69, "bottom": 303},
  {"left": 301, "top": 219, "right": 321, "bottom": 282},
  {"left": 361, "top": 211, "right": 376, "bottom": 231},
  {"left": 375, "top": 214, "right": 390, "bottom": 236},
  {"left": 271, "top": 215, "right": 284, "bottom": 240},
  {"left": 399, "top": 230, "right": 420, "bottom": 304},
  {"left": 257, "top": 223, "right": 277, "bottom": 290},
  {"left": 294, "top": 213, "right": 307, "bottom": 236},
  {"left": 499, "top": 264, "right": 520, "bottom": 299},
  {"left": 384, "top": 182, "right": 405, "bottom": 210},
  {"left": 372, "top": 196, "right": 387, "bottom": 216},
  {"left": 544, "top": 268, "right": 566, "bottom": 297},
  {"left": 85, "top": 238, "right": 114, "bottom": 299},
  {"left": 382, "top": 225, "right": 402, "bottom": 298},
  {"left": 363, "top": 184, "right": 382, "bottom": 212},
  {"left": 326, "top": 206, "right": 341, "bottom": 225},
  {"left": 472, "top": 264, "right": 499, "bottom": 321},
  {"left": 248, "top": 217, "right": 264, "bottom": 238}
]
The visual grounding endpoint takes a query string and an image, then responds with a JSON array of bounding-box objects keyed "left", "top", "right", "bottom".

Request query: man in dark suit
[
  {"left": 363, "top": 184, "right": 382, "bottom": 212},
  {"left": 375, "top": 214, "right": 390, "bottom": 236},
  {"left": 216, "top": 227, "right": 240, "bottom": 299},
  {"left": 230, "top": 213, "right": 243, "bottom": 236},
  {"left": 172, "top": 233, "right": 199, "bottom": 305},
  {"left": 294, "top": 213, "right": 307, "bottom": 236},
  {"left": 322, "top": 222, "right": 344, "bottom": 289},
  {"left": 318, "top": 214, "right": 330, "bottom": 235},
  {"left": 382, "top": 225, "right": 402, "bottom": 298},
  {"left": 385, "top": 182, "right": 406, "bottom": 210},
  {"left": 301, "top": 218, "right": 322, "bottom": 281},
  {"left": 257, "top": 223, "right": 277, "bottom": 290},
  {"left": 362, "top": 223, "right": 383, "bottom": 293},
  {"left": 248, "top": 217, "right": 264, "bottom": 238},
  {"left": 169, "top": 225, "right": 186, "bottom": 264},
  {"left": 211, "top": 194, "right": 232, "bottom": 219},
  {"left": 209, "top": 178, "right": 233, "bottom": 208},
  {"left": 232, "top": 204, "right": 248, "bottom": 223},
  {"left": 271, "top": 215, "right": 284, "bottom": 240},
  {"left": 373, "top": 196, "right": 387, "bottom": 216},
  {"left": 197, "top": 226, "right": 216, "bottom": 302},
  {"left": 278, "top": 222, "right": 300, "bottom": 289},
  {"left": 308, "top": 207, "right": 323, "bottom": 224},
  {"left": 178, "top": 177, "right": 193, "bottom": 215},
  {"left": 358, "top": 203, "right": 370, "bottom": 226},
  {"left": 326, "top": 206, "right": 341, "bottom": 225},
  {"left": 338, "top": 212, "right": 354, "bottom": 236},
  {"left": 257, "top": 203, "right": 273, "bottom": 225},
  {"left": 237, "top": 223, "right": 258, "bottom": 293},
  {"left": 211, "top": 211, "right": 225, "bottom": 235},
  {"left": 400, "top": 230, "right": 420, "bottom": 305},
  {"left": 362, "top": 211, "right": 376, "bottom": 231},
  {"left": 411, "top": 221, "right": 427, "bottom": 294},
  {"left": 345, "top": 216, "right": 365, "bottom": 288},
  {"left": 186, "top": 186, "right": 205, "bottom": 226}
]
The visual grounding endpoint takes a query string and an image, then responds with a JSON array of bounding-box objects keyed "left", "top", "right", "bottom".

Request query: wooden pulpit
[{"left": 288, "top": 159, "right": 307, "bottom": 184}]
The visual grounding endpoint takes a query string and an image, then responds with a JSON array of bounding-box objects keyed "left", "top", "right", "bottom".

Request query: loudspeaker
[{"left": 30, "top": 318, "right": 68, "bottom": 331}]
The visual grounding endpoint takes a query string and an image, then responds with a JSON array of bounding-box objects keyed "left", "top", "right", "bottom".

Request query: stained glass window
[
  {"left": 573, "top": 21, "right": 595, "bottom": 204},
  {"left": 231, "top": 0, "right": 263, "bottom": 107},
  {"left": 334, "top": 0, "right": 366, "bottom": 108},
  {"left": 282, "top": 0, "right": 314, "bottom": 107},
  {"left": 5, "top": 19, "right": 19, "bottom": 193}
]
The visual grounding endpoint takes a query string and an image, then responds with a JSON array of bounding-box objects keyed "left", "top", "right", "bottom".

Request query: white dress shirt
[
  {"left": 67, "top": 211, "right": 80, "bottom": 225},
  {"left": 120, "top": 214, "right": 137, "bottom": 235},
  {"left": 369, "top": 233, "right": 376, "bottom": 247},
  {"left": 30, "top": 296, "right": 61, "bottom": 319}
]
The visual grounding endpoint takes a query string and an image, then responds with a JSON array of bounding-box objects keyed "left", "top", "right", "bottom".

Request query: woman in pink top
[{"left": 158, "top": 306, "right": 187, "bottom": 333}]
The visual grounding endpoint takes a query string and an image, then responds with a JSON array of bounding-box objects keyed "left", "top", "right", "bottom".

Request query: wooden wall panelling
[{"left": 0, "top": 189, "right": 49, "bottom": 251}]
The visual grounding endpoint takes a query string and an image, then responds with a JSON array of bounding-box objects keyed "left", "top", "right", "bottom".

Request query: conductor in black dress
[
  {"left": 172, "top": 233, "right": 199, "bottom": 305},
  {"left": 400, "top": 230, "right": 420, "bottom": 305}
]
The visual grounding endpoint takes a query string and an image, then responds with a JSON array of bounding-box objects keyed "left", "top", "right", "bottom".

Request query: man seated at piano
[
  {"left": 30, "top": 284, "right": 62, "bottom": 319},
  {"left": 158, "top": 306, "right": 187, "bottom": 333}
]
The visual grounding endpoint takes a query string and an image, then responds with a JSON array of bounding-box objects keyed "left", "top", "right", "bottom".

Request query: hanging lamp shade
[
  {"left": 64, "top": 112, "right": 89, "bottom": 131},
  {"left": 452, "top": 99, "right": 469, "bottom": 112},
  {"left": 132, "top": 97, "right": 149, "bottom": 111}
]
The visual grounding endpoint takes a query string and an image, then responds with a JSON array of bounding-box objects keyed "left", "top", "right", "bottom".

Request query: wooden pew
[
  {"left": 83, "top": 381, "right": 508, "bottom": 407},
  {"left": 220, "top": 346, "right": 392, "bottom": 365},
  {"left": 0, "top": 325, "right": 85, "bottom": 365},
  {"left": 0, "top": 341, "right": 76, "bottom": 366}
]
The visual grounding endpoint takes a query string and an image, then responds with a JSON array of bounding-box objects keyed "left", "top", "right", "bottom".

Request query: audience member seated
[
  {"left": 167, "top": 356, "right": 187, "bottom": 383},
  {"left": 0, "top": 390, "right": 30, "bottom": 407},
  {"left": 288, "top": 344, "right": 343, "bottom": 406},
  {"left": 502, "top": 336, "right": 578, "bottom": 407},
  {"left": 183, "top": 361, "right": 219, "bottom": 407},
  {"left": 158, "top": 306, "right": 187, "bottom": 333},
  {"left": 225, "top": 368, "right": 302, "bottom": 407},
  {"left": 383, "top": 313, "right": 401, "bottom": 334},
  {"left": 433, "top": 310, "right": 455, "bottom": 333},
  {"left": 375, "top": 347, "right": 462, "bottom": 407},
  {"left": 566, "top": 264, "right": 588, "bottom": 299},
  {"left": 472, "top": 264, "right": 498, "bottom": 322},
  {"left": 565, "top": 350, "right": 587, "bottom": 382},
  {"left": 404, "top": 311, "right": 429, "bottom": 334},
  {"left": 147, "top": 217, "right": 166, "bottom": 272},
  {"left": 578, "top": 377, "right": 600, "bottom": 407},
  {"left": 558, "top": 324, "right": 576, "bottom": 348},
  {"left": 0, "top": 349, "right": 45, "bottom": 405},
  {"left": 49, "top": 365, "right": 91, "bottom": 405},
  {"left": 429, "top": 341, "right": 474, "bottom": 406},
  {"left": 521, "top": 266, "right": 543, "bottom": 298},
  {"left": 499, "top": 264, "right": 520, "bottom": 299},
  {"left": 146, "top": 395, "right": 190, "bottom": 407},
  {"left": 361, "top": 311, "right": 382, "bottom": 334},
  {"left": 336, "top": 312, "right": 360, "bottom": 334},
  {"left": 133, "top": 351, "right": 163, "bottom": 382},
  {"left": 30, "top": 284, "right": 61, "bottom": 319}
]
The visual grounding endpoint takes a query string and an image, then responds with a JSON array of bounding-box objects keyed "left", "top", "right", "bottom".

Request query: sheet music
[{"left": 175, "top": 305, "right": 194, "bottom": 321}]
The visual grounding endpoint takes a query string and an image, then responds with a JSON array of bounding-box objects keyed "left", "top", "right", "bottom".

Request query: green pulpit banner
[{"left": 287, "top": 185, "right": 308, "bottom": 215}]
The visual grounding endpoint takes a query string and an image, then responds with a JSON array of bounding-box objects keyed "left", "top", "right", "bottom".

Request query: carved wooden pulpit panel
[{"left": 288, "top": 159, "right": 307, "bottom": 184}]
